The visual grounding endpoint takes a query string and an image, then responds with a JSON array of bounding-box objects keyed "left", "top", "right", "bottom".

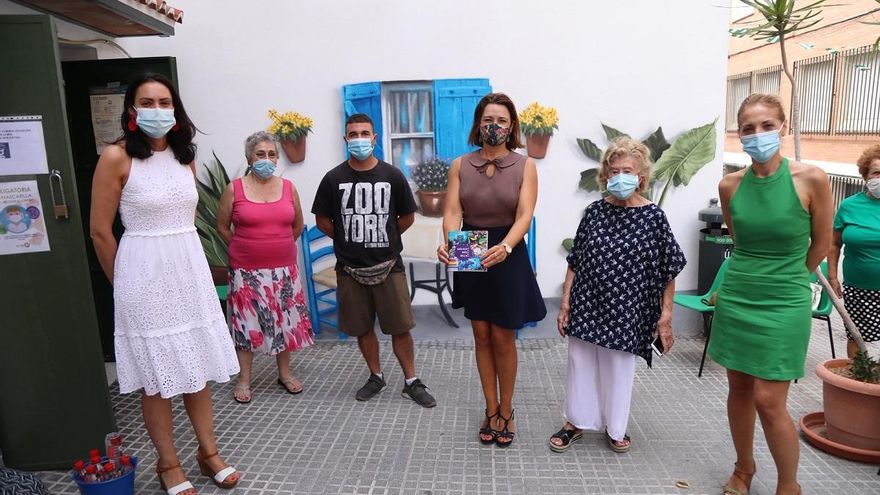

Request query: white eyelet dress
[{"left": 114, "top": 148, "right": 239, "bottom": 398}]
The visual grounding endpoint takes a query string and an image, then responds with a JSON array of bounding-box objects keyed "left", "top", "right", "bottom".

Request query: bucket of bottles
[{"left": 71, "top": 456, "right": 138, "bottom": 495}]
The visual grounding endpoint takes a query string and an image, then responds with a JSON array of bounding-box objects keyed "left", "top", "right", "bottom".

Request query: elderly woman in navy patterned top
[{"left": 549, "top": 137, "right": 686, "bottom": 454}]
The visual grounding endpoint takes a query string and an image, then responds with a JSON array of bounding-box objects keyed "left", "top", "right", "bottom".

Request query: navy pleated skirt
[{"left": 451, "top": 224, "right": 547, "bottom": 329}]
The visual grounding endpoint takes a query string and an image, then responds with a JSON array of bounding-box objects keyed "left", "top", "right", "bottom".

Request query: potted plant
[
  {"left": 268, "top": 108, "right": 313, "bottom": 163},
  {"left": 411, "top": 156, "right": 450, "bottom": 217},
  {"left": 195, "top": 152, "right": 231, "bottom": 286},
  {"left": 801, "top": 271, "right": 880, "bottom": 463},
  {"left": 519, "top": 102, "right": 559, "bottom": 159}
]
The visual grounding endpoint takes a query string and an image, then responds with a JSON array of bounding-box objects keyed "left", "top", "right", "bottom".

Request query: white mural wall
[{"left": 3, "top": 0, "right": 731, "bottom": 300}]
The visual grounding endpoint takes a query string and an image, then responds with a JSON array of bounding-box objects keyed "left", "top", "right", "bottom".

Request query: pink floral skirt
[{"left": 227, "top": 265, "right": 313, "bottom": 355}]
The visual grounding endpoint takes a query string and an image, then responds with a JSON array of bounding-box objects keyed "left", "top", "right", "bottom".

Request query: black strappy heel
[
  {"left": 495, "top": 409, "right": 516, "bottom": 448},
  {"left": 479, "top": 409, "right": 499, "bottom": 445}
]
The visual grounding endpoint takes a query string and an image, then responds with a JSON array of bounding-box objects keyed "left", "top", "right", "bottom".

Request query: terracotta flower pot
[
  {"left": 416, "top": 190, "right": 446, "bottom": 217},
  {"left": 816, "top": 358, "right": 880, "bottom": 451},
  {"left": 280, "top": 136, "right": 307, "bottom": 164},
  {"left": 526, "top": 133, "right": 551, "bottom": 159}
]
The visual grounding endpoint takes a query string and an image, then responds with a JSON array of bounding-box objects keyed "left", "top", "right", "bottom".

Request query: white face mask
[{"left": 867, "top": 178, "right": 880, "bottom": 198}]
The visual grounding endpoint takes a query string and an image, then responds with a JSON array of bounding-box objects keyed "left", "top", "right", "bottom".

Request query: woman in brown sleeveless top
[{"left": 438, "top": 93, "right": 546, "bottom": 447}]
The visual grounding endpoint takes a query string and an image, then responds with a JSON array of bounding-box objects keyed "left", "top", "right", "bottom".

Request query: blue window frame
[{"left": 342, "top": 78, "right": 491, "bottom": 175}]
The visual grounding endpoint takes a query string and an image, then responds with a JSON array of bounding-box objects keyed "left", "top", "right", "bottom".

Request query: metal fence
[
  {"left": 828, "top": 172, "right": 865, "bottom": 210},
  {"left": 794, "top": 44, "right": 880, "bottom": 136},
  {"left": 725, "top": 66, "right": 782, "bottom": 131}
]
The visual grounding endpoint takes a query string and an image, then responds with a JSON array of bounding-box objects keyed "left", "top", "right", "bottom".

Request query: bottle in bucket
[
  {"left": 119, "top": 455, "right": 133, "bottom": 475},
  {"left": 83, "top": 464, "right": 97, "bottom": 483},
  {"left": 105, "top": 432, "right": 123, "bottom": 462}
]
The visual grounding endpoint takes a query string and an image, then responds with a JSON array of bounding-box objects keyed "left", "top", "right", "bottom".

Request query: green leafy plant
[
  {"left": 563, "top": 120, "right": 717, "bottom": 251},
  {"left": 733, "top": 0, "right": 831, "bottom": 161},
  {"left": 851, "top": 350, "right": 879, "bottom": 384},
  {"left": 866, "top": 1, "right": 880, "bottom": 50},
  {"left": 195, "top": 152, "right": 230, "bottom": 267},
  {"left": 411, "top": 156, "right": 451, "bottom": 192}
]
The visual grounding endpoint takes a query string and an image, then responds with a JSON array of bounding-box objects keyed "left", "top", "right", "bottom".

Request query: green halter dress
[{"left": 708, "top": 158, "right": 812, "bottom": 381}]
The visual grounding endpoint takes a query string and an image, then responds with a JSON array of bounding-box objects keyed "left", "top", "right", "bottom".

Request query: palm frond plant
[
  {"left": 866, "top": 1, "right": 880, "bottom": 50},
  {"left": 564, "top": 120, "right": 717, "bottom": 251},
  {"left": 734, "top": 0, "right": 832, "bottom": 161},
  {"left": 195, "top": 152, "right": 230, "bottom": 269}
]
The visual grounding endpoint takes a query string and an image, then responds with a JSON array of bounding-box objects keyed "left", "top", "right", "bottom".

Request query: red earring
[
  {"left": 171, "top": 123, "right": 180, "bottom": 132},
  {"left": 127, "top": 116, "right": 137, "bottom": 132}
]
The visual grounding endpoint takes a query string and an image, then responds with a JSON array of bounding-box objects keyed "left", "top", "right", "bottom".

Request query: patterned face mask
[{"left": 479, "top": 123, "right": 510, "bottom": 147}]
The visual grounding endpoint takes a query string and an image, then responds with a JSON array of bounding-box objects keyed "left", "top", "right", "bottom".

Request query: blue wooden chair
[
  {"left": 300, "top": 225, "right": 345, "bottom": 339},
  {"left": 516, "top": 217, "right": 538, "bottom": 339}
]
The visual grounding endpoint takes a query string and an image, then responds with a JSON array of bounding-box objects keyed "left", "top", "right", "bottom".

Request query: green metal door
[{"left": 0, "top": 15, "right": 114, "bottom": 470}]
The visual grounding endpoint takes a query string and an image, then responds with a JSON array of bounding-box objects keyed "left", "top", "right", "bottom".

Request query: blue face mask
[
  {"left": 347, "top": 138, "right": 374, "bottom": 161},
  {"left": 251, "top": 159, "right": 276, "bottom": 179},
  {"left": 607, "top": 173, "right": 640, "bottom": 200},
  {"left": 740, "top": 129, "right": 780, "bottom": 163},
  {"left": 135, "top": 107, "right": 176, "bottom": 139}
]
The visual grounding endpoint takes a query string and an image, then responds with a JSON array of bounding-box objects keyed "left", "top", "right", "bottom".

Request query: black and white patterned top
[{"left": 566, "top": 200, "right": 686, "bottom": 364}]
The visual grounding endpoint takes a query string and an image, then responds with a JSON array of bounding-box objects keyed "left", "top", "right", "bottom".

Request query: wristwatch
[{"left": 500, "top": 242, "right": 512, "bottom": 254}]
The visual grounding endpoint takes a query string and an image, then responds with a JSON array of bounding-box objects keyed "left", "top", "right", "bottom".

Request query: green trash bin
[{"left": 697, "top": 199, "right": 733, "bottom": 295}]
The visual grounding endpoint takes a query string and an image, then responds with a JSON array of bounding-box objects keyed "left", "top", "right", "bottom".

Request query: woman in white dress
[{"left": 90, "top": 73, "right": 241, "bottom": 495}]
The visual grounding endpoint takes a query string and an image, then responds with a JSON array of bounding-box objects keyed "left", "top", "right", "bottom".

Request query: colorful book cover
[{"left": 447, "top": 230, "right": 488, "bottom": 272}]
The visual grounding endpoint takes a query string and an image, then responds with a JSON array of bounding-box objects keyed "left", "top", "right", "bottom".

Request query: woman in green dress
[{"left": 709, "top": 94, "right": 833, "bottom": 495}]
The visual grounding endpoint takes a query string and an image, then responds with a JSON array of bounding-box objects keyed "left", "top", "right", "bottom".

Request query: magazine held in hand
[{"left": 447, "top": 230, "right": 489, "bottom": 272}]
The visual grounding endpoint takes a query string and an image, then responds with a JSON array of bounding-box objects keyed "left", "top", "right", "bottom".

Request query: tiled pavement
[{"left": 32, "top": 304, "right": 880, "bottom": 494}]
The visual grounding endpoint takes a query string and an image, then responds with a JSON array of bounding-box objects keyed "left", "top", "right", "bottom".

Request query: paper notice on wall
[
  {"left": 0, "top": 180, "right": 50, "bottom": 255},
  {"left": 0, "top": 116, "right": 49, "bottom": 176},
  {"left": 89, "top": 84, "right": 126, "bottom": 155}
]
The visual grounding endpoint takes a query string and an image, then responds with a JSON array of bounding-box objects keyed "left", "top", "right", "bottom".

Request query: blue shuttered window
[
  {"left": 341, "top": 82, "right": 385, "bottom": 160},
  {"left": 341, "top": 78, "right": 491, "bottom": 165},
  {"left": 433, "top": 78, "right": 492, "bottom": 162}
]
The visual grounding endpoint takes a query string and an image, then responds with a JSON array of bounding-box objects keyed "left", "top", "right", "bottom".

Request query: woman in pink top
[{"left": 217, "top": 131, "right": 313, "bottom": 404}]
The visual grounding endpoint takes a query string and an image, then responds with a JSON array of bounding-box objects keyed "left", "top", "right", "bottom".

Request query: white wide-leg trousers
[{"left": 563, "top": 337, "right": 637, "bottom": 442}]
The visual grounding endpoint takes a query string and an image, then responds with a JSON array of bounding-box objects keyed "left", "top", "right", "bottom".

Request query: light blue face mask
[
  {"left": 251, "top": 159, "right": 276, "bottom": 179},
  {"left": 607, "top": 173, "right": 640, "bottom": 200},
  {"left": 740, "top": 129, "right": 780, "bottom": 163},
  {"left": 135, "top": 107, "right": 176, "bottom": 139},
  {"left": 347, "top": 138, "right": 374, "bottom": 161}
]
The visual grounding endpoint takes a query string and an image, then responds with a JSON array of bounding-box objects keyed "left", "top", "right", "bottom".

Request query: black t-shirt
[{"left": 311, "top": 160, "right": 417, "bottom": 270}]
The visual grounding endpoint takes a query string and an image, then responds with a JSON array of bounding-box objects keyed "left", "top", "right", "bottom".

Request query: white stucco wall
[{"left": 3, "top": 0, "right": 731, "bottom": 298}]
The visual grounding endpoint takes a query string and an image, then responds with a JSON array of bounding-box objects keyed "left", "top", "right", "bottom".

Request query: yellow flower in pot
[
  {"left": 411, "top": 157, "right": 450, "bottom": 217},
  {"left": 519, "top": 102, "right": 559, "bottom": 159},
  {"left": 267, "top": 109, "right": 314, "bottom": 163}
]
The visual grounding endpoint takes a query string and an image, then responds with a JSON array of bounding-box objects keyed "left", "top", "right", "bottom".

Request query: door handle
[{"left": 49, "top": 169, "right": 69, "bottom": 219}]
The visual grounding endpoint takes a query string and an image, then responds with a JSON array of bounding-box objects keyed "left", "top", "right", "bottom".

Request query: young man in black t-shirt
[{"left": 311, "top": 113, "right": 436, "bottom": 408}]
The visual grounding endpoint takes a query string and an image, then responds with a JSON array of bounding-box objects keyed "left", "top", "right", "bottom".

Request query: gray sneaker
[
  {"left": 401, "top": 379, "right": 437, "bottom": 408},
  {"left": 355, "top": 374, "right": 386, "bottom": 401}
]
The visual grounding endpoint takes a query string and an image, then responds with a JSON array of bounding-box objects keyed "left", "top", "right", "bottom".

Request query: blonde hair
[
  {"left": 737, "top": 93, "right": 787, "bottom": 128},
  {"left": 598, "top": 137, "right": 652, "bottom": 193},
  {"left": 856, "top": 144, "right": 880, "bottom": 179}
]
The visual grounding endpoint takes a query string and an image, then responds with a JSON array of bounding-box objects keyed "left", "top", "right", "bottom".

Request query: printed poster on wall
[
  {"left": 89, "top": 84, "right": 126, "bottom": 155},
  {"left": 0, "top": 116, "right": 49, "bottom": 176},
  {"left": 0, "top": 180, "right": 50, "bottom": 255}
]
